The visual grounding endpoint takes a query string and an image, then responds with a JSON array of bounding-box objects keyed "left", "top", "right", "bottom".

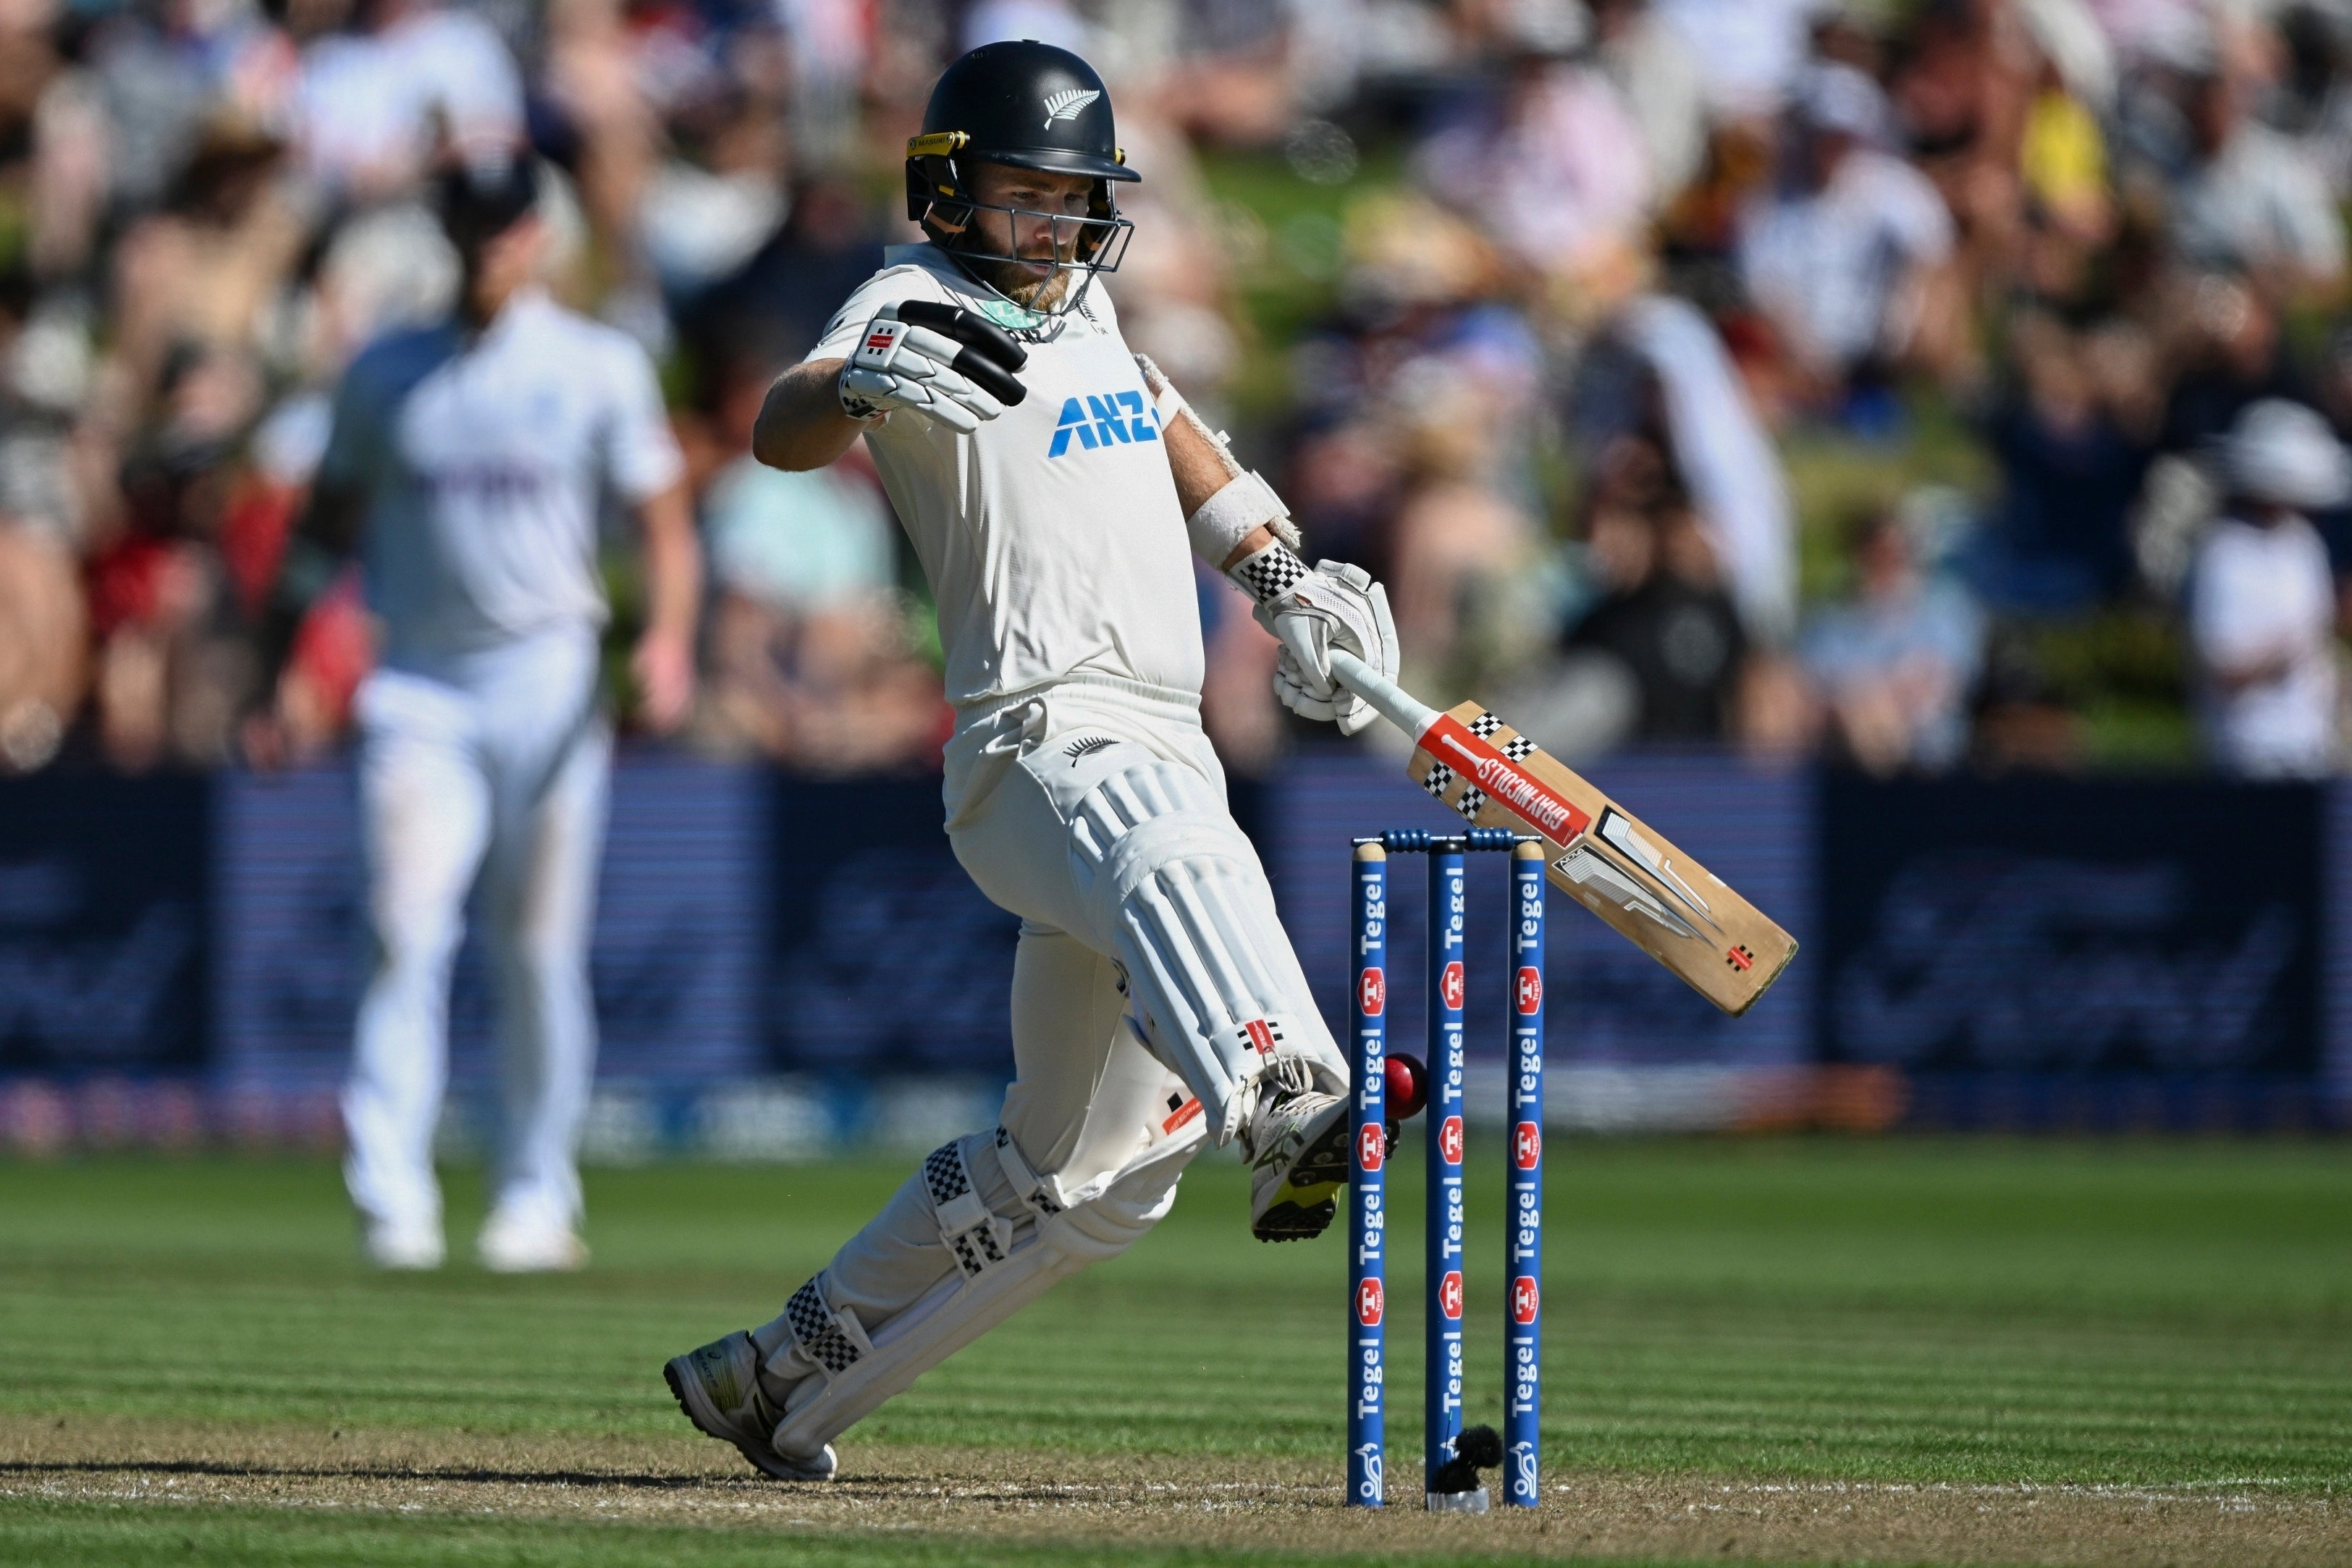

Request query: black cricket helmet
[{"left": 906, "top": 41, "right": 1137, "bottom": 308}]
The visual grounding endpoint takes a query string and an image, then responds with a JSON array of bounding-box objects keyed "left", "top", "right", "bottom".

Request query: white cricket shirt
[
  {"left": 319, "top": 289, "right": 684, "bottom": 669},
  {"left": 809, "top": 245, "right": 1202, "bottom": 711}
]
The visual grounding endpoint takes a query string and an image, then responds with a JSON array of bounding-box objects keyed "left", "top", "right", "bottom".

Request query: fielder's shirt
[
  {"left": 810, "top": 244, "right": 1202, "bottom": 710},
  {"left": 319, "top": 287, "right": 685, "bottom": 670}
]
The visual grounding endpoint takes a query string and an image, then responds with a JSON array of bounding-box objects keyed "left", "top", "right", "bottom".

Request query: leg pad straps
[{"left": 923, "top": 1139, "right": 1013, "bottom": 1278}]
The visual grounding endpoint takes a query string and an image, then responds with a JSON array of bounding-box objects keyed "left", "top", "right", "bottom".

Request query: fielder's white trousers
[
  {"left": 342, "top": 626, "right": 610, "bottom": 1239},
  {"left": 749, "top": 675, "right": 1341, "bottom": 1449}
]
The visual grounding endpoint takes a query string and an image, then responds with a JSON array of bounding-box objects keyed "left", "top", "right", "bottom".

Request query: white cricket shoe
[
  {"left": 362, "top": 1220, "right": 444, "bottom": 1270},
  {"left": 476, "top": 1210, "right": 588, "bottom": 1273},
  {"left": 664, "top": 1332, "right": 839, "bottom": 1482},
  {"left": 1242, "top": 1058, "right": 1351, "bottom": 1242}
]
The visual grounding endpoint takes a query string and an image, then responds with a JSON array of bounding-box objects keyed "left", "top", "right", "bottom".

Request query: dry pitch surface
[
  {"left": 6, "top": 1418, "right": 2348, "bottom": 1567},
  {"left": 2, "top": 1144, "right": 2347, "bottom": 1566}
]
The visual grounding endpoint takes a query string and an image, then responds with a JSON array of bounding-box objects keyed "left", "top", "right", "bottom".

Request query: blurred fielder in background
[
  {"left": 252, "top": 156, "right": 701, "bottom": 1273},
  {"left": 663, "top": 41, "right": 1399, "bottom": 1483}
]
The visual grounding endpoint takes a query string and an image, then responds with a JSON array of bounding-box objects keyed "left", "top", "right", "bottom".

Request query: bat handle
[{"left": 1328, "top": 649, "right": 1440, "bottom": 740}]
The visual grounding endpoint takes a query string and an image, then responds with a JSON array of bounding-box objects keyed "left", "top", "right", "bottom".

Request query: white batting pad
[
  {"left": 761, "top": 1122, "right": 1202, "bottom": 1459},
  {"left": 1062, "top": 755, "right": 1346, "bottom": 1143}
]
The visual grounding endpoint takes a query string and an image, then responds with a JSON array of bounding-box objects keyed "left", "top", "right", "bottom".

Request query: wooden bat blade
[{"left": 1408, "top": 702, "right": 1797, "bottom": 1016}]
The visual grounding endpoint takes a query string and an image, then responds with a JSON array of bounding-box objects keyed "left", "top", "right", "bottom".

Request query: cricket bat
[{"left": 1330, "top": 650, "right": 1797, "bottom": 1016}]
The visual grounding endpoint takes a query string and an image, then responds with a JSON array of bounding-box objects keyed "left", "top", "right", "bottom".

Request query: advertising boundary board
[
  {"left": 0, "top": 754, "right": 2344, "bottom": 1142},
  {"left": 0, "top": 770, "right": 210, "bottom": 1078},
  {"left": 1818, "top": 772, "right": 2323, "bottom": 1075}
]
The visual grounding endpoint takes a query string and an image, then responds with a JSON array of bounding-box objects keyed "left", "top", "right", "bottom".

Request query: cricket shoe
[
  {"left": 1242, "top": 1058, "right": 1350, "bottom": 1242},
  {"left": 664, "top": 1332, "right": 838, "bottom": 1482},
  {"left": 362, "top": 1219, "right": 444, "bottom": 1270},
  {"left": 476, "top": 1210, "right": 588, "bottom": 1273}
]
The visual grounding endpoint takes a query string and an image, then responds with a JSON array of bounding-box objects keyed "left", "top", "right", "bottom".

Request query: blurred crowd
[{"left": 4, "top": 0, "right": 2352, "bottom": 780}]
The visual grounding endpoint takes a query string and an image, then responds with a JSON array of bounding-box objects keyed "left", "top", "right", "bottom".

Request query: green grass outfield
[{"left": 1, "top": 1139, "right": 2348, "bottom": 1565}]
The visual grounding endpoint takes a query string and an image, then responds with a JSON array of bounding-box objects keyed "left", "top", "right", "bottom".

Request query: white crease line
[{"left": 1549, "top": 1479, "right": 2333, "bottom": 1509}]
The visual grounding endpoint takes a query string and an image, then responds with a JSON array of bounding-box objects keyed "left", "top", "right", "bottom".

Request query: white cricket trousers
[
  {"left": 746, "top": 675, "right": 1342, "bottom": 1456},
  {"left": 342, "top": 625, "right": 610, "bottom": 1238}
]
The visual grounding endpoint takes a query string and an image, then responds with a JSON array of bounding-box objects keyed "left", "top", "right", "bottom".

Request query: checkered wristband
[{"left": 1226, "top": 539, "right": 1309, "bottom": 605}]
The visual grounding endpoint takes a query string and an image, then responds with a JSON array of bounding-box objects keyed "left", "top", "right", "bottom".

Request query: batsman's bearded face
[{"left": 961, "top": 164, "right": 1095, "bottom": 305}]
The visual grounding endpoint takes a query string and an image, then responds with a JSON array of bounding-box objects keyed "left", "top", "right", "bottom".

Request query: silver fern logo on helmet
[{"left": 1042, "top": 88, "right": 1100, "bottom": 127}]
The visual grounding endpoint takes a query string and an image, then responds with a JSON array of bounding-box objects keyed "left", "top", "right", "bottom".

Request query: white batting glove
[
  {"left": 1228, "top": 545, "right": 1400, "bottom": 737},
  {"left": 838, "top": 299, "right": 1029, "bottom": 434}
]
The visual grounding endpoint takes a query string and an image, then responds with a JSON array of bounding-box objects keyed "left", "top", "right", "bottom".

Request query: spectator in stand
[
  {"left": 0, "top": 517, "right": 84, "bottom": 772},
  {"left": 292, "top": 0, "right": 526, "bottom": 201},
  {"left": 1278, "top": 413, "right": 1400, "bottom": 582},
  {"left": 1574, "top": 292, "right": 1797, "bottom": 644},
  {"left": 684, "top": 174, "right": 886, "bottom": 368},
  {"left": 18, "top": 0, "right": 2352, "bottom": 789},
  {"left": 2169, "top": 45, "right": 2346, "bottom": 298},
  {"left": 1737, "top": 63, "right": 1964, "bottom": 411},
  {"left": 1412, "top": 8, "right": 1652, "bottom": 289},
  {"left": 107, "top": 114, "right": 306, "bottom": 418},
  {"left": 1887, "top": 0, "right": 2027, "bottom": 258},
  {"left": 1975, "top": 310, "right": 2154, "bottom": 612},
  {"left": 692, "top": 355, "right": 943, "bottom": 772},
  {"left": 636, "top": 87, "right": 792, "bottom": 306},
  {"left": 0, "top": 264, "right": 90, "bottom": 547},
  {"left": 1383, "top": 410, "right": 1543, "bottom": 691},
  {"left": 2018, "top": 38, "right": 2115, "bottom": 243},
  {"left": 1278, "top": 191, "right": 1535, "bottom": 680},
  {"left": 2274, "top": 0, "right": 2352, "bottom": 200},
  {"left": 1654, "top": 0, "right": 1816, "bottom": 120},
  {"left": 1592, "top": 0, "right": 1708, "bottom": 204},
  {"left": 2189, "top": 400, "right": 2345, "bottom": 778},
  {"left": 88, "top": 334, "right": 279, "bottom": 770},
  {"left": 2301, "top": 323, "right": 2352, "bottom": 578},
  {"left": 2159, "top": 271, "right": 2302, "bottom": 455},
  {"left": 1561, "top": 440, "right": 1748, "bottom": 744},
  {"left": 62, "top": 0, "right": 289, "bottom": 227},
  {"left": 1802, "top": 507, "right": 1985, "bottom": 775}
]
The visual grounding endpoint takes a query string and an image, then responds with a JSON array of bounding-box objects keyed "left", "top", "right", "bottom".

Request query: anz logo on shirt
[{"left": 1048, "top": 392, "right": 1160, "bottom": 458}]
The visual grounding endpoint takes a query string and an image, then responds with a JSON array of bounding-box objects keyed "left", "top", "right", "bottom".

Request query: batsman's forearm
[
  {"left": 1140, "top": 352, "right": 1302, "bottom": 570},
  {"left": 753, "top": 359, "right": 864, "bottom": 472},
  {"left": 1162, "top": 405, "right": 1242, "bottom": 514}
]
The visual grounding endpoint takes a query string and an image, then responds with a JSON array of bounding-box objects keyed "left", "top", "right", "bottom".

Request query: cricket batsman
[
  {"left": 255, "top": 155, "right": 701, "bottom": 1272},
  {"left": 664, "top": 41, "right": 1399, "bottom": 1480}
]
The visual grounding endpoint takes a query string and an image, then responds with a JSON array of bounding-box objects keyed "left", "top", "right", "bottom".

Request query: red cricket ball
[{"left": 1384, "top": 1053, "right": 1428, "bottom": 1119}]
